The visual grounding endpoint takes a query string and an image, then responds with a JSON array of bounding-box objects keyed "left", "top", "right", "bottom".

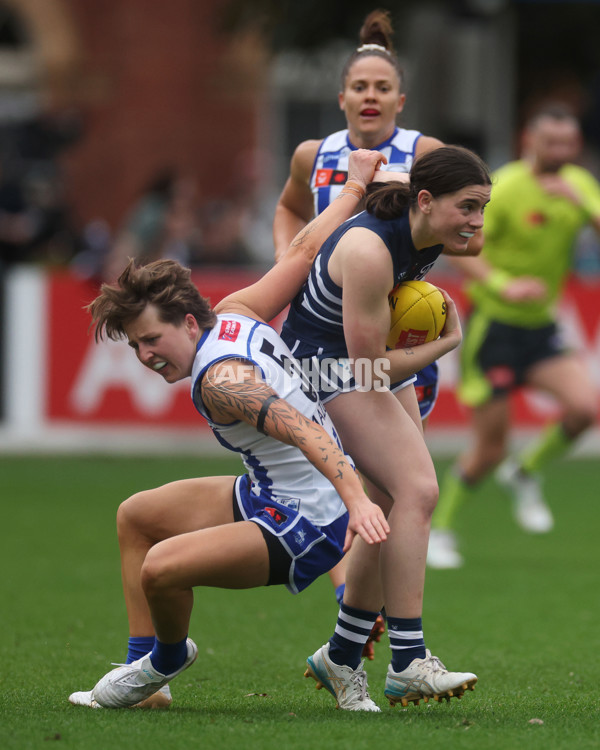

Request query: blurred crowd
[
  {"left": 1, "top": 105, "right": 600, "bottom": 279},
  {"left": 0, "top": 109, "right": 272, "bottom": 282},
  {"left": 72, "top": 163, "right": 266, "bottom": 284},
  {"left": 0, "top": 106, "right": 81, "bottom": 269}
]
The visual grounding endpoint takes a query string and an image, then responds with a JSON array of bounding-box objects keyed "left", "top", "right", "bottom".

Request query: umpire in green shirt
[{"left": 428, "top": 103, "right": 600, "bottom": 569}]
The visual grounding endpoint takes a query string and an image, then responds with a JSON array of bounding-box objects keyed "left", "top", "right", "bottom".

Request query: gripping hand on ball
[{"left": 437, "top": 289, "right": 463, "bottom": 353}]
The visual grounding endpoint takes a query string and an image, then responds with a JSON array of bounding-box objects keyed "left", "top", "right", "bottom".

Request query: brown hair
[
  {"left": 365, "top": 145, "right": 492, "bottom": 220},
  {"left": 526, "top": 101, "right": 579, "bottom": 130},
  {"left": 340, "top": 9, "right": 404, "bottom": 91},
  {"left": 87, "top": 259, "right": 217, "bottom": 342}
]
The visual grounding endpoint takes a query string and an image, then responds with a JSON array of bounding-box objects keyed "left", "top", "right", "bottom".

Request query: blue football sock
[
  {"left": 328, "top": 603, "right": 379, "bottom": 670},
  {"left": 149, "top": 637, "right": 189, "bottom": 676},
  {"left": 126, "top": 636, "right": 155, "bottom": 665},
  {"left": 387, "top": 616, "right": 426, "bottom": 672},
  {"left": 334, "top": 583, "right": 345, "bottom": 606}
]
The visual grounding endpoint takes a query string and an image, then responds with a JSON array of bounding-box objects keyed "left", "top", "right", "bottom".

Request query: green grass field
[{"left": 1, "top": 453, "right": 599, "bottom": 750}]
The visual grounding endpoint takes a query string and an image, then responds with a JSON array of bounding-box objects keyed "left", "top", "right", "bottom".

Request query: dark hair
[
  {"left": 87, "top": 258, "right": 217, "bottom": 342},
  {"left": 526, "top": 102, "right": 579, "bottom": 130},
  {"left": 365, "top": 145, "right": 492, "bottom": 220},
  {"left": 340, "top": 9, "right": 404, "bottom": 91}
]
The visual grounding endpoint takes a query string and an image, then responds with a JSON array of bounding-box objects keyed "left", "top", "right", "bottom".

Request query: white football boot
[
  {"left": 385, "top": 650, "right": 477, "bottom": 707},
  {"left": 304, "top": 642, "right": 380, "bottom": 711},
  {"left": 68, "top": 684, "right": 172, "bottom": 709},
  {"left": 91, "top": 638, "right": 197, "bottom": 708}
]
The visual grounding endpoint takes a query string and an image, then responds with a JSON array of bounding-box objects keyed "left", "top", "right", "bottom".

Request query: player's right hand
[
  {"left": 343, "top": 497, "right": 390, "bottom": 553},
  {"left": 347, "top": 149, "right": 388, "bottom": 189}
]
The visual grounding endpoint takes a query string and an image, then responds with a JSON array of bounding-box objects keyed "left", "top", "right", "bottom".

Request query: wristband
[
  {"left": 340, "top": 180, "right": 366, "bottom": 200},
  {"left": 486, "top": 269, "right": 511, "bottom": 293}
]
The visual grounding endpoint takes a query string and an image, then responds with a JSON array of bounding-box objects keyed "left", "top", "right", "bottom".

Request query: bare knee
[
  {"left": 116, "top": 490, "right": 154, "bottom": 544},
  {"left": 423, "top": 475, "right": 439, "bottom": 518},
  {"left": 140, "top": 545, "right": 173, "bottom": 597},
  {"left": 400, "top": 472, "right": 439, "bottom": 520}
]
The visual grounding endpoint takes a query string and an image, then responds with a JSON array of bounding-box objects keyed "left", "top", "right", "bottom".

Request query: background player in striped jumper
[
  {"left": 428, "top": 104, "right": 600, "bottom": 569},
  {"left": 273, "top": 7, "right": 483, "bottom": 655},
  {"left": 68, "top": 151, "right": 390, "bottom": 711},
  {"left": 278, "top": 145, "right": 491, "bottom": 710}
]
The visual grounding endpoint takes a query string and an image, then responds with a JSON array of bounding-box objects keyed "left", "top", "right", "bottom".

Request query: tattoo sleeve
[{"left": 201, "top": 358, "right": 357, "bottom": 486}]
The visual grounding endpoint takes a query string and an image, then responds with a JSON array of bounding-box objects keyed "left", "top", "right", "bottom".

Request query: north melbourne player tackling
[{"left": 68, "top": 151, "right": 390, "bottom": 710}]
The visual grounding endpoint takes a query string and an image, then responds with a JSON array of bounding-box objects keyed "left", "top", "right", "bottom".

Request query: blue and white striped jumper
[{"left": 190, "top": 313, "right": 351, "bottom": 593}]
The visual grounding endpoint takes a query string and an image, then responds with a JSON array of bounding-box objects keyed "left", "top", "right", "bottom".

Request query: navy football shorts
[{"left": 232, "top": 475, "right": 348, "bottom": 595}]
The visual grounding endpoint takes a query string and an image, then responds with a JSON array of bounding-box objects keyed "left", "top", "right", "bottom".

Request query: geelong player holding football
[
  {"left": 272, "top": 9, "right": 484, "bottom": 650},
  {"left": 278, "top": 145, "right": 491, "bottom": 710},
  {"left": 428, "top": 104, "right": 600, "bottom": 569},
  {"left": 68, "top": 151, "right": 391, "bottom": 710}
]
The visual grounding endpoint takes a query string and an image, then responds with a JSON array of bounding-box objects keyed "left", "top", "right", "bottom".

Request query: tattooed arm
[
  {"left": 214, "top": 149, "right": 386, "bottom": 324},
  {"left": 201, "top": 358, "right": 389, "bottom": 550}
]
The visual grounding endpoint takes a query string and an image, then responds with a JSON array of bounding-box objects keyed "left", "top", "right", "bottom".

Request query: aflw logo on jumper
[
  {"left": 315, "top": 168, "right": 348, "bottom": 187},
  {"left": 218, "top": 320, "right": 241, "bottom": 342}
]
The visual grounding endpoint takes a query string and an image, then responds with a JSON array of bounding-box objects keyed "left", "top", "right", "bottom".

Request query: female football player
[
  {"left": 272, "top": 10, "right": 483, "bottom": 639},
  {"left": 68, "top": 150, "right": 391, "bottom": 710},
  {"left": 278, "top": 144, "right": 491, "bottom": 710}
]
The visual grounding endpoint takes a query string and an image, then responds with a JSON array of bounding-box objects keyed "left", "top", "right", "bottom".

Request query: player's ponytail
[
  {"left": 340, "top": 9, "right": 403, "bottom": 90},
  {"left": 358, "top": 9, "right": 395, "bottom": 53},
  {"left": 365, "top": 181, "right": 411, "bottom": 219}
]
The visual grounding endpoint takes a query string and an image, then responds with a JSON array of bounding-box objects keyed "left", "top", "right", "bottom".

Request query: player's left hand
[{"left": 437, "top": 289, "right": 463, "bottom": 350}]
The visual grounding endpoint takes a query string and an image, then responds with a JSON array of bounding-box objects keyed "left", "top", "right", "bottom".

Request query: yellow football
[{"left": 387, "top": 280, "right": 446, "bottom": 349}]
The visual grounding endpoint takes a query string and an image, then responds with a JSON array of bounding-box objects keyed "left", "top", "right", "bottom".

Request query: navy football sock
[
  {"left": 328, "top": 603, "right": 379, "bottom": 670},
  {"left": 126, "top": 636, "right": 155, "bottom": 665},
  {"left": 387, "top": 616, "right": 426, "bottom": 672},
  {"left": 149, "top": 637, "right": 188, "bottom": 676}
]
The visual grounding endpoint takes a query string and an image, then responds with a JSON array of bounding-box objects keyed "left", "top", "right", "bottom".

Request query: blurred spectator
[
  {"left": 0, "top": 106, "right": 82, "bottom": 268},
  {"left": 194, "top": 148, "right": 271, "bottom": 266},
  {"left": 100, "top": 169, "right": 203, "bottom": 282},
  {"left": 197, "top": 196, "right": 254, "bottom": 266},
  {"left": 97, "top": 161, "right": 266, "bottom": 282}
]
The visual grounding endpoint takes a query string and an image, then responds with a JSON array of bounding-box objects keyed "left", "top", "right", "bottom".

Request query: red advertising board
[
  {"left": 45, "top": 270, "right": 600, "bottom": 431},
  {"left": 46, "top": 269, "right": 263, "bottom": 428}
]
